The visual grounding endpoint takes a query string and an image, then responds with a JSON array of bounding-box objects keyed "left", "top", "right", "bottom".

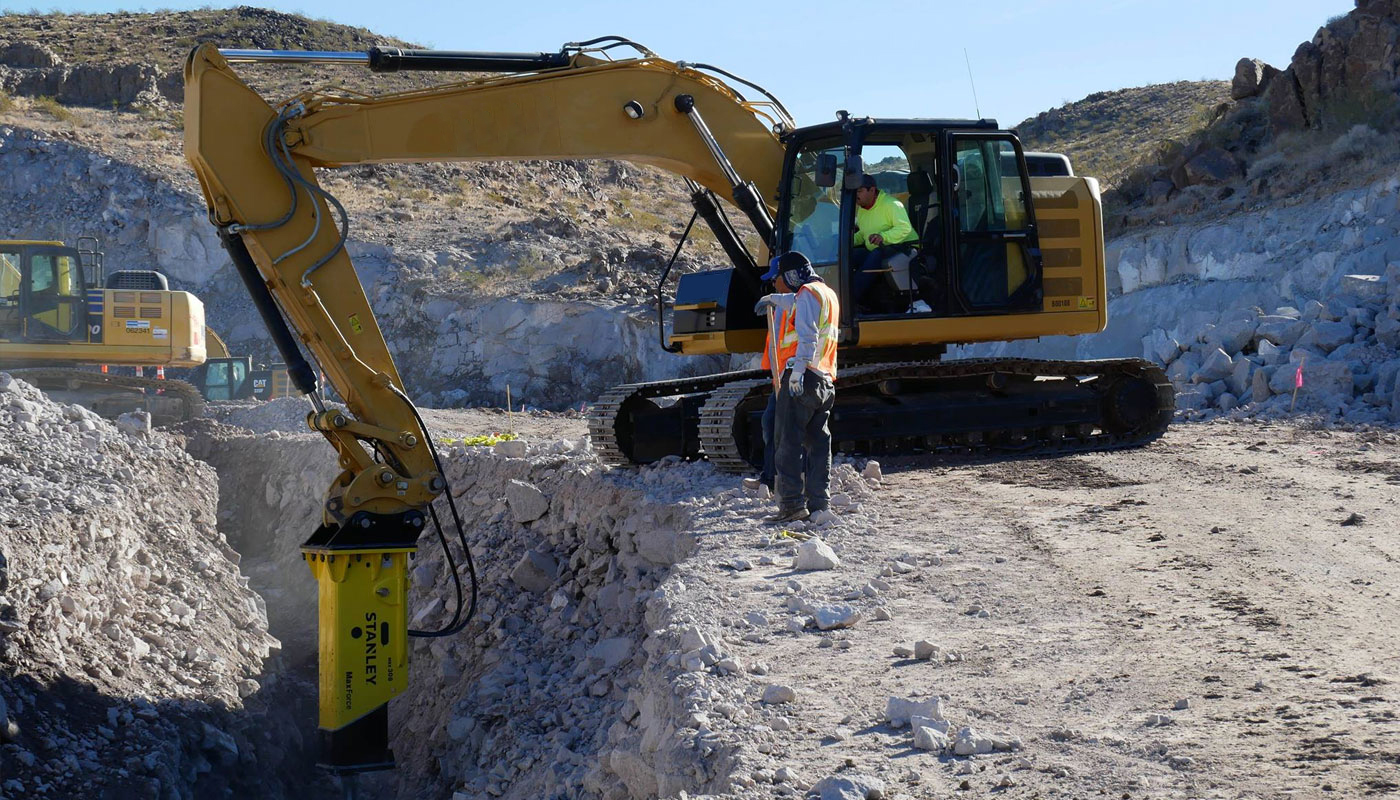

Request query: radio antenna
[{"left": 963, "top": 48, "right": 982, "bottom": 119}]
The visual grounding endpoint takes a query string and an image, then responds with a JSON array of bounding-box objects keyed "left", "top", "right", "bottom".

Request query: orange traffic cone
[{"left": 155, "top": 366, "right": 165, "bottom": 380}]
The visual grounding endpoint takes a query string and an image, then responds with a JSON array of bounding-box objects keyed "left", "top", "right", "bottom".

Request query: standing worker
[{"left": 754, "top": 251, "right": 840, "bottom": 523}]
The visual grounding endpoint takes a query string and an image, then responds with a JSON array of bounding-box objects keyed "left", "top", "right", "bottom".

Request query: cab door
[
  {"left": 21, "top": 246, "right": 87, "bottom": 341},
  {"left": 941, "top": 133, "right": 1043, "bottom": 313}
]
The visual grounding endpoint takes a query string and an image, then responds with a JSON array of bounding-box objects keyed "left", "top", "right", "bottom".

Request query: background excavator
[
  {"left": 182, "top": 38, "right": 1174, "bottom": 778},
  {"left": 0, "top": 237, "right": 207, "bottom": 422}
]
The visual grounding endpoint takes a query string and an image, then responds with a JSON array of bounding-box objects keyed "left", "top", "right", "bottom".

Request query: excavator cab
[
  {"left": 774, "top": 120, "right": 1044, "bottom": 338},
  {"left": 0, "top": 242, "right": 91, "bottom": 343}
]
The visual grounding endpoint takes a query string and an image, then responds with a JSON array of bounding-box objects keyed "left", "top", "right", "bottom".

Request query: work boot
[
  {"left": 742, "top": 477, "right": 762, "bottom": 491},
  {"left": 766, "top": 507, "right": 809, "bottom": 525}
]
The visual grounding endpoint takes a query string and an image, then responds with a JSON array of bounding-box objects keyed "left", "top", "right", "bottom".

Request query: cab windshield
[{"left": 783, "top": 145, "right": 844, "bottom": 267}]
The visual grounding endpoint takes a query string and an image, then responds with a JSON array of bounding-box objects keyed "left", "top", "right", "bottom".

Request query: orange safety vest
[{"left": 765, "top": 281, "right": 839, "bottom": 388}]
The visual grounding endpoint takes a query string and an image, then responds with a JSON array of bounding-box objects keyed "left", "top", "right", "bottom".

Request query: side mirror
[
  {"left": 842, "top": 155, "right": 865, "bottom": 191},
  {"left": 814, "top": 153, "right": 838, "bottom": 188}
]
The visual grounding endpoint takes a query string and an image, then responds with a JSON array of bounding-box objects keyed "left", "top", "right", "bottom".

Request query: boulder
[
  {"left": 1141, "top": 328, "right": 1180, "bottom": 365},
  {"left": 793, "top": 539, "right": 841, "bottom": 571},
  {"left": 509, "top": 549, "right": 558, "bottom": 593},
  {"left": 885, "top": 695, "right": 944, "bottom": 727},
  {"left": 1253, "top": 365, "right": 1276, "bottom": 400},
  {"left": 1175, "top": 388, "right": 1208, "bottom": 411},
  {"left": 1257, "top": 339, "right": 1286, "bottom": 365},
  {"left": 506, "top": 479, "right": 549, "bottom": 522},
  {"left": 1255, "top": 316, "right": 1307, "bottom": 347},
  {"left": 1376, "top": 315, "right": 1400, "bottom": 348},
  {"left": 1296, "top": 320, "right": 1355, "bottom": 353},
  {"left": 1269, "top": 359, "right": 1353, "bottom": 407},
  {"left": 1193, "top": 348, "right": 1235, "bottom": 383},
  {"left": 1208, "top": 318, "right": 1257, "bottom": 354},
  {"left": 1182, "top": 148, "right": 1242, "bottom": 186},
  {"left": 809, "top": 775, "right": 886, "bottom": 800},
  {"left": 1228, "top": 357, "right": 1254, "bottom": 397},
  {"left": 1218, "top": 392, "right": 1239, "bottom": 412},
  {"left": 1167, "top": 352, "right": 1201, "bottom": 386},
  {"left": 1340, "top": 274, "right": 1386, "bottom": 305},
  {"left": 1231, "top": 58, "right": 1276, "bottom": 100}
]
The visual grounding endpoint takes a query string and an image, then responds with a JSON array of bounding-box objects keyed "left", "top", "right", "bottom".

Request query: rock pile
[
  {"left": 306, "top": 437, "right": 878, "bottom": 799},
  {"left": 0, "top": 374, "right": 324, "bottom": 799},
  {"left": 1142, "top": 264, "right": 1400, "bottom": 420}
]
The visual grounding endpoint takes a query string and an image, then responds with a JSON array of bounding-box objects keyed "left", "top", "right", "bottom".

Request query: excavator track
[
  {"left": 9, "top": 368, "right": 205, "bottom": 426},
  {"left": 594, "top": 358, "right": 1174, "bottom": 472},
  {"left": 588, "top": 368, "right": 768, "bottom": 465}
]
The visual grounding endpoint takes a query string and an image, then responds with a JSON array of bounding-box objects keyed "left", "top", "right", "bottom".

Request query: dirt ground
[{"left": 703, "top": 419, "right": 1400, "bottom": 798}]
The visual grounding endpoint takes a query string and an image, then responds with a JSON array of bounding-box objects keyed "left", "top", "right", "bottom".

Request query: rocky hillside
[
  {"left": 0, "top": 7, "right": 742, "bottom": 409},
  {"left": 1014, "top": 80, "right": 1232, "bottom": 188},
  {"left": 1108, "top": 0, "right": 1400, "bottom": 229}
]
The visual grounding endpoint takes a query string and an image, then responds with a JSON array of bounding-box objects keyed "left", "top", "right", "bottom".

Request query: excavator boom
[{"left": 183, "top": 40, "right": 792, "bottom": 772}]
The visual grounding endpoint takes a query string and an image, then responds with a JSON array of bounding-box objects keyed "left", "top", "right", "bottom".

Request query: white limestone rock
[
  {"left": 762, "top": 684, "right": 796, "bottom": 705},
  {"left": 885, "top": 695, "right": 944, "bottom": 727},
  {"left": 1193, "top": 348, "right": 1234, "bottom": 383},
  {"left": 809, "top": 774, "right": 886, "bottom": 800},
  {"left": 505, "top": 479, "right": 549, "bottom": 522},
  {"left": 792, "top": 539, "right": 841, "bottom": 571}
]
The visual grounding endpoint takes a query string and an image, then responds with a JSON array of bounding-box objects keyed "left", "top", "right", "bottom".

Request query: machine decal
[
  {"left": 125, "top": 319, "right": 151, "bottom": 331},
  {"left": 153, "top": 327, "right": 169, "bottom": 339},
  {"left": 86, "top": 289, "right": 104, "bottom": 343},
  {"left": 1078, "top": 296, "right": 1097, "bottom": 309},
  {"left": 348, "top": 314, "right": 364, "bottom": 334}
]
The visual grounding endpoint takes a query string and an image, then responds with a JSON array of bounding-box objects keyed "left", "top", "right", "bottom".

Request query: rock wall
[
  {"left": 0, "top": 375, "right": 329, "bottom": 799},
  {"left": 0, "top": 123, "right": 724, "bottom": 409},
  {"left": 0, "top": 41, "right": 179, "bottom": 107}
]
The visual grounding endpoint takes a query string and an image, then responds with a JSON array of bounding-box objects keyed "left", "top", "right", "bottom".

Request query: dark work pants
[
  {"left": 774, "top": 368, "right": 835, "bottom": 514},
  {"left": 760, "top": 392, "right": 777, "bottom": 489}
]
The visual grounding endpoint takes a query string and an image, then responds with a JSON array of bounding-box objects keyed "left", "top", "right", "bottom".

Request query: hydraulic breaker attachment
[{"left": 302, "top": 509, "right": 425, "bottom": 773}]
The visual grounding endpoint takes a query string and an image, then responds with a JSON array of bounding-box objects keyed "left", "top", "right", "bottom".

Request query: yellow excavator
[
  {"left": 0, "top": 237, "right": 207, "bottom": 422},
  {"left": 183, "top": 38, "right": 1173, "bottom": 777},
  {"left": 188, "top": 325, "right": 294, "bottom": 401}
]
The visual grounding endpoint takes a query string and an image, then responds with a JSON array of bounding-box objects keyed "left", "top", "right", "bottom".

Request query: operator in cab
[
  {"left": 851, "top": 173, "right": 920, "bottom": 310},
  {"left": 754, "top": 251, "right": 840, "bottom": 524}
]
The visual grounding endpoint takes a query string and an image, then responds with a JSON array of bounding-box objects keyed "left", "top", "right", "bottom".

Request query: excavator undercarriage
[
  {"left": 589, "top": 357, "right": 1173, "bottom": 471},
  {"left": 7, "top": 367, "right": 205, "bottom": 425}
]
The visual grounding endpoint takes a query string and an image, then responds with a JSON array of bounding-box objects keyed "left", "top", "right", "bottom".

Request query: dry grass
[{"left": 1014, "top": 81, "right": 1233, "bottom": 187}]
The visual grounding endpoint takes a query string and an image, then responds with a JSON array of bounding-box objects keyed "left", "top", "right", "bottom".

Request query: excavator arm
[{"left": 182, "top": 40, "right": 788, "bottom": 772}]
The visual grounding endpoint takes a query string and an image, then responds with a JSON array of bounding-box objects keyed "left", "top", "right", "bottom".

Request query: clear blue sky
[{"left": 50, "top": 0, "right": 1354, "bottom": 127}]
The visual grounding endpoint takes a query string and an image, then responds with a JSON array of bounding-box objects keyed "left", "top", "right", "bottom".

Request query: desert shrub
[
  {"left": 1328, "top": 124, "right": 1383, "bottom": 161},
  {"left": 32, "top": 95, "right": 75, "bottom": 123},
  {"left": 0, "top": 90, "right": 12, "bottom": 113}
]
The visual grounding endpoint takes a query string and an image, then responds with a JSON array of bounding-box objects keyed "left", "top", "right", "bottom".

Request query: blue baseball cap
[{"left": 762, "top": 251, "right": 814, "bottom": 283}]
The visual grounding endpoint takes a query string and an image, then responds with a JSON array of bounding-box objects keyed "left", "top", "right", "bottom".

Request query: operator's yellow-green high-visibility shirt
[{"left": 853, "top": 190, "right": 918, "bottom": 249}]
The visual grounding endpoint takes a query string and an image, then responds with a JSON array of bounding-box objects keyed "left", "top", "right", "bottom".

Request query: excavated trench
[
  {"left": 178, "top": 417, "right": 745, "bottom": 799},
  {"left": 4, "top": 378, "right": 880, "bottom": 798}
]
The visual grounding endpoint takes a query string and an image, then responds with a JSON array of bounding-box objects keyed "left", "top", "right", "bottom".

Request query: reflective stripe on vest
[{"left": 770, "top": 281, "right": 839, "bottom": 386}]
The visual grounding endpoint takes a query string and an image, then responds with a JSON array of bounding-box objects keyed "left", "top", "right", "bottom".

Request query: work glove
[
  {"left": 753, "top": 294, "right": 781, "bottom": 316},
  {"left": 786, "top": 362, "right": 805, "bottom": 397}
]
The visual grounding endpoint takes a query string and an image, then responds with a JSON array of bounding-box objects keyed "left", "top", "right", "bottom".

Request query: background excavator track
[
  {"left": 9, "top": 367, "right": 205, "bottom": 426},
  {"left": 593, "top": 358, "right": 1174, "bottom": 472}
]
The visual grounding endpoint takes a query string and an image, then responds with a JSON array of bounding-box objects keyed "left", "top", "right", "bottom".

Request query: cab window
[
  {"left": 954, "top": 138, "right": 1034, "bottom": 308},
  {"left": 784, "top": 145, "right": 844, "bottom": 267}
]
